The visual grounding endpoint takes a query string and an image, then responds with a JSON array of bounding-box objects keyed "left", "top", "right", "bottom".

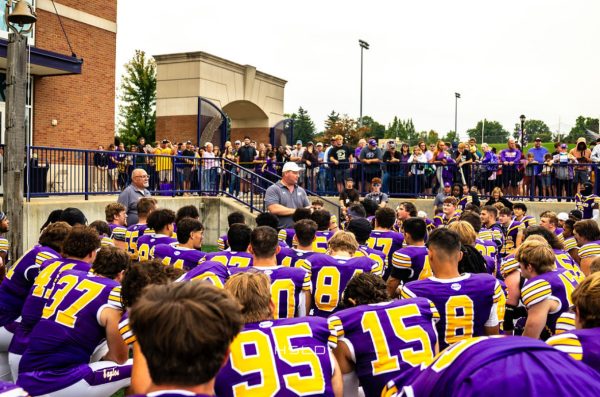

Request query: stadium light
[{"left": 359, "top": 40, "right": 369, "bottom": 127}]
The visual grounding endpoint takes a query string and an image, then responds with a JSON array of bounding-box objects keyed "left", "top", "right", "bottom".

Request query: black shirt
[
  {"left": 339, "top": 188, "right": 360, "bottom": 207},
  {"left": 237, "top": 145, "right": 257, "bottom": 167},
  {"left": 382, "top": 150, "right": 402, "bottom": 173},
  {"left": 329, "top": 145, "right": 353, "bottom": 169}
]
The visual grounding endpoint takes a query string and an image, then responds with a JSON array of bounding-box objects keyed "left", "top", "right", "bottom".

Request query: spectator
[
  {"left": 354, "top": 138, "right": 367, "bottom": 190},
  {"left": 302, "top": 142, "right": 319, "bottom": 191},
  {"left": 500, "top": 138, "right": 521, "bottom": 196},
  {"left": 541, "top": 153, "right": 554, "bottom": 200},
  {"left": 527, "top": 137, "right": 549, "bottom": 196},
  {"left": 339, "top": 178, "right": 360, "bottom": 209},
  {"left": 409, "top": 144, "right": 427, "bottom": 194},
  {"left": 382, "top": 140, "right": 401, "bottom": 194},
  {"left": 365, "top": 177, "right": 388, "bottom": 207},
  {"left": 155, "top": 139, "right": 175, "bottom": 188},
  {"left": 591, "top": 137, "right": 600, "bottom": 163},
  {"left": 419, "top": 141, "right": 434, "bottom": 194},
  {"left": 202, "top": 142, "right": 217, "bottom": 194},
  {"left": 431, "top": 141, "right": 449, "bottom": 192},
  {"left": 480, "top": 143, "right": 497, "bottom": 194},
  {"left": 223, "top": 144, "right": 238, "bottom": 196},
  {"left": 553, "top": 143, "right": 577, "bottom": 202},
  {"left": 316, "top": 142, "right": 327, "bottom": 194},
  {"left": 522, "top": 152, "right": 535, "bottom": 197},
  {"left": 469, "top": 138, "right": 483, "bottom": 159},
  {"left": 236, "top": 136, "right": 257, "bottom": 195},
  {"left": 359, "top": 139, "right": 383, "bottom": 192},
  {"left": 397, "top": 143, "right": 412, "bottom": 193},
  {"left": 290, "top": 140, "right": 306, "bottom": 187},
  {"left": 485, "top": 186, "right": 513, "bottom": 209},
  {"left": 455, "top": 142, "right": 474, "bottom": 187},
  {"left": 265, "top": 162, "right": 310, "bottom": 228},
  {"left": 107, "top": 143, "right": 119, "bottom": 191},
  {"left": 118, "top": 168, "right": 151, "bottom": 225},
  {"left": 92, "top": 144, "right": 108, "bottom": 192},
  {"left": 570, "top": 137, "right": 592, "bottom": 194},
  {"left": 329, "top": 134, "right": 354, "bottom": 193},
  {"left": 180, "top": 141, "right": 195, "bottom": 196},
  {"left": 434, "top": 182, "right": 452, "bottom": 209},
  {"left": 263, "top": 151, "right": 278, "bottom": 183},
  {"left": 117, "top": 142, "right": 128, "bottom": 190}
]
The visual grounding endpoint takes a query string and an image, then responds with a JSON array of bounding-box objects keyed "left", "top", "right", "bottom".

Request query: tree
[
  {"left": 467, "top": 120, "right": 509, "bottom": 144},
  {"left": 323, "top": 114, "right": 366, "bottom": 146},
  {"left": 443, "top": 130, "right": 458, "bottom": 143},
  {"left": 361, "top": 115, "right": 386, "bottom": 140},
  {"left": 384, "top": 117, "right": 417, "bottom": 143},
  {"left": 324, "top": 110, "right": 340, "bottom": 131},
  {"left": 285, "top": 106, "right": 316, "bottom": 144},
  {"left": 118, "top": 50, "right": 157, "bottom": 146},
  {"left": 513, "top": 119, "right": 553, "bottom": 143},
  {"left": 564, "top": 116, "right": 599, "bottom": 143},
  {"left": 425, "top": 130, "right": 440, "bottom": 144}
]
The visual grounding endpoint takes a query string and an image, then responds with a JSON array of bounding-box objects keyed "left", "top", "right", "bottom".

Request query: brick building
[{"left": 0, "top": 0, "right": 116, "bottom": 149}]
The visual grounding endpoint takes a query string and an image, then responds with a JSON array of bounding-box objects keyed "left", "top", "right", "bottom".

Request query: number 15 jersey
[{"left": 401, "top": 273, "right": 503, "bottom": 350}]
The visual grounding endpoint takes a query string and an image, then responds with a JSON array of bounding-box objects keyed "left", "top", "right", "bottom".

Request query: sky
[{"left": 116, "top": 0, "right": 600, "bottom": 139}]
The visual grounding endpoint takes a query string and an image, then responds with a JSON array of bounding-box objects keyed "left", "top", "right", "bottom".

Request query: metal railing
[{"left": 6, "top": 146, "right": 598, "bottom": 204}]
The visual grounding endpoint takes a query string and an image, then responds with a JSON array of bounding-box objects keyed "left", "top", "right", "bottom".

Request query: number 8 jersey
[
  {"left": 215, "top": 316, "right": 338, "bottom": 397},
  {"left": 328, "top": 298, "right": 439, "bottom": 397},
  {"left": 400, "top": 273, "right": 503, "bottom": 350}
]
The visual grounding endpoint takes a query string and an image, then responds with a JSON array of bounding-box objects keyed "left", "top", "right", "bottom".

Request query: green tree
[
  {"left": 361, "top": 115, "right": 386, "bottom": 140},
  {"left": 118, "top": 50, "right": 156, "bottom": 146},
  {"left": 324, "top": 110, "right": 340, "bottom": 131},
  {"left": 565, "top": 116, "right": 599, "bottom": 143},
  {"left": 443, "top": 130, "right": 458, "bottom": 143},
  {"left": 384, "top": 116, "right": 402, "bottom": 140},
  {"left": 323, "top": 114, "right": 366, "bottom": 146},
  {"left": 513, "top": 119, "right": 552, "bottom": 143},
  {"left": 467, "top": 120, "right": 509, "bottom": 144},
  {"left": 285, "top": 106, "right": 316, "bottom": 144},
  {"left": 426, "top": 130, "right": 440, "bottom": 144}
]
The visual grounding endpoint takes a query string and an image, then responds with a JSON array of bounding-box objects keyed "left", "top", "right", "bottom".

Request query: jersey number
[{"left": 444, "top": 295, "right": 475, "bottom": 345}]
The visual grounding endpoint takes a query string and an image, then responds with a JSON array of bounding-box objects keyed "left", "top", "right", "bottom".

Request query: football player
[
  {"left": 310, "top": 209, "right": 336, "bottom": 252},
  {"left": 125, "top": 198, "right": 157, "bottom": 259},
  {"left": 153, "top": 218, "right": 206, "bottom": 271},
  {"left": 217, "top": 212, "right": 245, "bottom": 251},
  {"left": 498, "top": 207, "right": 522, "bottom": 256},
  {"left": 517, "top": 239, "right": 580, "bottom": 340},
  {"left": 105, "top": 203, "right": 128, "bottom": 250},
  {"left": 366, "top": 207, "right": 404, "bottom": 279},
  {"left": 17, "top": 247, "right": 131, "bottom": 396},
  {"left": 400, "top": 228, "right": 503, "bottom": 350},
  {"left": 276, "top": 219, "right": 318, "bottom": 268},
  {"left": 575, "top": 182, "right": 599, "bottom": 220},
  {"left": 540, "top": 211, "right": 564, "bottom": 244},
  {"left": 136, "top": 209, "right": 177, "bottom": 261},
  {"left": 574, "top": 219, "right": 600, "bottom": 275},
  {"left": 346, "top": 218, "right": 386, "bottom": 277},
  {"left": 479, "top": 206, "right": 504, "bottom": 251},
  {"left": 433, "top": 197, "right": 460, "bottom": 228},
  {"left": 278, "top": 208, "right": 312, "bottom": 247},
  {"left": 329, "top": 273, "right": 438, "bottom": 397},
  {"left": 202, "top": 224, "right": 253, "bottom": 268},
  {"left": 128, "top": 282, "right": 243, "bottom": 396},
  {"left": 216, "top": 271, "right": 342, "bottom": 397},
  {"left": 461, "top": 211, "right": 499, "bottom": 275}
]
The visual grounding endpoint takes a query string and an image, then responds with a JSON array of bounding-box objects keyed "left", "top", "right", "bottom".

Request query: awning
[{"left": 0, "top": 38, "right": 82, "bottom": 76}]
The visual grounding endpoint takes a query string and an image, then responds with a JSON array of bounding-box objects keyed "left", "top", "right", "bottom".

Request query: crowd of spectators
[{"left": 87, "top": 134, "right": 597, "bottom": 201}]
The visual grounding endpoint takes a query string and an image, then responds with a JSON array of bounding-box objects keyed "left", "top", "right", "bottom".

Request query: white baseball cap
[
  {"left": 557, "top": 212, "right": 569, "bottom": 221},
  {"left": 282, "top": 162, "right": 301, "bottom": 173}
]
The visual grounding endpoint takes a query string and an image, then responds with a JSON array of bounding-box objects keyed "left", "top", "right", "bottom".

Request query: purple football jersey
[
  {"left": 9, "top": 258, "right": 92, "bottom": 356},
  {"left": 390, "top": 245, "right": 430, "bottom": 283},
  {"left": 401, "top": 273, "right": 503, "bottom": 350},
  {"left": 0, "top": 382, "right": 26, "bottom": 396},
  {"left": 202, "top": 251, "right": 254, "bottom": 268},
  {"left": 500, "top": 220, "right": 522, "bottom": 256},
  {"left": 554, "top": 248, "right": 585, "bottom": 282},
  {"left": 0, "top": 245, "right": 60, "bottom": 326},
  {"left": 328, "top": 298, "right": 439, "bottom": 397},
  {"left": 137, "top": 234, "right": 177, "bottom": 261},
  {"left": 388, "top": 336, "right": 600, "bottom": 397},
  {"left": 217, "top": 233, "right": 229, "bottom": 251},
  {"left": 276, "top": 247, "right": 315, "bottom": 269},
  {"left": 475, "top": 238, "right": 498, "bottom": 271},
  {"left": 129, "top": 393, "right": 212, "bottom": 397},
  {"left": 153, "top": 243, "right": 206, "bottom": 271},
  {"left": 278, "top": 228, "right": 296, "bottom": 247},
  {"left": 304, "top": 254, "right": 377, "bottom": 317},
  {"left": 18, "top": 269, "right": 122, "bottom": 395},
  {"left": 109, "top": 223, "right": 127, "bottom": 242},
  {"left": 314, "top": 230, "right": 335, "bottom": 252},
  {"left": 575, "top": 193, "right": 598, "bottom": 220},
  {"left": 521, "top": 269, "right": 580, "bottom": 338},
  {"left": 125, "top": 223, "right": 153, "bottom": 259},
  {"left": 215, "top": 316, "right": 337, "bottom": 397},
  {"left": 355, "top": 245, "right": 386, "bottom": 277},
  {"left": 177, "top": 260, "right": 231, "bottom": 289},
  {"left": 479, "top": 223, "right": 504, "bottom": 249},
  {"left": 432, "top": 212, "right": 460, "bottom": 229},
  {"left": 366, "top": 230, "right": 404, "bottom": 276},
  {"left": 547, "top": 327, "right": 600, "bottom": 374},
  {"left": 516, "top": 214, "right": 536, "bottom": 229},
  {"left": 230, "top": 266, "right": 311, "bottom": 319}
]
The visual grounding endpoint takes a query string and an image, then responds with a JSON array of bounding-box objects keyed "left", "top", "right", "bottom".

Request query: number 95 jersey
[
  {"left": 328, "top": 298, "right": 438, "bottom": 397},
  {"left": 215, "top": 316, "right": 337, "bottom": 397}
]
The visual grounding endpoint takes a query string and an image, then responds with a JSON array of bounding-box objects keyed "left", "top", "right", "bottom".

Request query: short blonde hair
[
  {"left": 491, "top": 187, "right": 503, "bottom": 198},
  {"left": 225, "top": 271, "right": 272, "bottom": 324},
  {"left": 328, "top": 230, "right": 359, "bottom": 254},
  {"left": 448, "top": 221, "right": 477, "bottom": 246},
  {"left": 515, "top": 239, "right": 555, "bottom": 274},
  {"left": 572, "top": 272, "right": 600, "bottom": 328}
]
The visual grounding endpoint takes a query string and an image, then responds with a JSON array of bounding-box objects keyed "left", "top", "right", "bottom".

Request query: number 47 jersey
[
  {"left": 328, "top": 298, "right": 439, "bottom": 397},
  {"left": 401, "top": 273, "right": 504, "bottom": 350}
]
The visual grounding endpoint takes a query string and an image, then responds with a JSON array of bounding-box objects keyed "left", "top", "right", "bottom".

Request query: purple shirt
[
  {"left": 276, "top": 247, "right": 315, "bottom": 268},
  {"left": 202, "top": 251, "right": 254, "bottom": 268},
  {"left": 391, "top": 245, "right": 430, "bottom": 283},
  {"left": 366, "top": 230, "right": 405, "bottom": 276},
  {"left": 137, "top": 234, "right": 177, "bottom": 261},
  {"left": 547, "top": 327, "right": 600, "bottom": 374},
  {"left": 177, "top": 260, "right": 230, "bottom": 289},
  {"left": 328, "top": 298, "right": 438, "bottom": 396},
  {"left": 153, "top": 243, "right": 206, "bottom": 271},
  {"left": 125, "top": 223, "right": 153, "bottom": 259},
  {"left": 500, "top": 148, "right": 522, "bottom": 168},
  {"left": 215, "top": 316, "right": 337, "bottom": 397}
]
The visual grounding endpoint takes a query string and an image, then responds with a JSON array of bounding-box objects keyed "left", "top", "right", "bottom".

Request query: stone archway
[{"left": 222, "top": 100, "right": 269, "bottom": 143}]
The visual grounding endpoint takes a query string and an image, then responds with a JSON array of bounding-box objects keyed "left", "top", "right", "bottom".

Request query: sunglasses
[{"left": 372, "top": 183, "right": 381, "bottom": 187}]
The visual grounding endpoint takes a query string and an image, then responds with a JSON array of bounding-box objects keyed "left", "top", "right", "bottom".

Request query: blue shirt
[{"left": 528, "top": 146, "right": 549, "bottom": 175}]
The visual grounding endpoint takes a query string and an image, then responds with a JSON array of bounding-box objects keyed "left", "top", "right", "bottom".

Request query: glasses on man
[{"left": 372, "top": 183, "right": 381, "bottom": 187}]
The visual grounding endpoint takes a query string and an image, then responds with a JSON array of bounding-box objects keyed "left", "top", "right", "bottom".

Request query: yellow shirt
[{"left": 155, "top": 147, "right": 173, "bottom": 171}]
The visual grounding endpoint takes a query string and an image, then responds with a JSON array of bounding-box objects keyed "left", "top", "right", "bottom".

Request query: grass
[
  {"left": 488, "top": 142, "right": 579, "bottom": 153},
  {"left": 203, "top": 244, "right": 218, "bottom": 253}
]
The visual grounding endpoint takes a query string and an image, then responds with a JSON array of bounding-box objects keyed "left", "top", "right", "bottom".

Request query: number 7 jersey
[{"left": 400, "top": 273, "right": 503, "bottom": 350}]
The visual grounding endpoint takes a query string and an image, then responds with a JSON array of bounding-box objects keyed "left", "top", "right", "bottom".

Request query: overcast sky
[{"left": 116, "top": 0, "right": 600, "bottom": 139}]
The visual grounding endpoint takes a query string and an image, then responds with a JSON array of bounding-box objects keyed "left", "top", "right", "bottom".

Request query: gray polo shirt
[
  {"left": 265, "top": 181, "right": 310, "bottom": 228},
  {"left": 118, "top": 184, "right": 151, "bottom": 225}
]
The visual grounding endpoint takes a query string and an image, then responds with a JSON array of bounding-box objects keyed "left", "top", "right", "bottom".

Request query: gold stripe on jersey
[
  {"left": 35, "top": 252, "right": 56, "bottom": 265},
  {"left": 546, "top": 333, "right": 583, "bottom": 361},
  {"left": 500, "top": 257, "right": 520, "bottom": 278},
  {"left": 521, "top": 280, "right": 551, "bottom": 307},
  {"left": 555, "top": 312, "right": 576, "bottom": 335},
  {"left": 493, "top": 281, "right": 503, "bottom": 304},
  {"left": 391, "top": 252, "right": 411, "bottom": 269},
  {"left": 302, "top": 272, "right": 312, "bottom": 292},
  {"left": 564, "top": 237, "right": 578, "bottom": 252},
  {"left": 327, "top": 316, "right": 344, "bottom": 338},
  {"left": 578, "top": 243, "right": 600, "bottom": 259},
  {"left": 277, "top": 229, "right": 288, "bottom": 242},
  {"left": 478, "top": 230, "right": 492, "bottom": 241},
  {"left": 0, "top": 238, "right": 9, "bottom": 251},
  {"left": 381, "top": 382, "right": 399, "bottom": 397},
  {"left": 429, "top": 300, "right": 440, "bottom": 320},
  {"left": 399, "top": 286, "right": 416, "bottom": 300}
]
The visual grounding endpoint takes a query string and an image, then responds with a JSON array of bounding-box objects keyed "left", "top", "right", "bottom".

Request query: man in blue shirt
[{"left": 527, "top": 137, "right": 548, "bottom": 198}]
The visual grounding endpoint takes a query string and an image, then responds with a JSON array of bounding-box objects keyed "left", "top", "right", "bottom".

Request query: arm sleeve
[
  {"left": 521, "top": 279, "right": 552, "bottom": 308},
  {"left": 546, "top": 333, "right": 583, "bottom": 360},
  {"left": 264, "top": 185, "right": 281, "bottom": 208}
]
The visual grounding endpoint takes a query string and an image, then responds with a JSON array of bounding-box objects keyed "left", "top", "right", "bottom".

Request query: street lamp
[
  {"left": 520, "top": 114, "right": 526, "bottom": 148},
  {"left": 454, "top": 92, "right": 461, "bottom": 139},
  {"left": 3, "top": 0, "right": 37, "bottom": 261},
  {"left": 358, "top": 39, "right": 369, "bottom": 127}
]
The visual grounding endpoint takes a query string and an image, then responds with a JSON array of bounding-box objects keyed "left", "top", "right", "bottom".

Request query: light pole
[
  {"left": 520, "top": 114, "right": 526, "bottom": 148},
  {"left": 454, "top": 92, "right": 461, "bottom": 139},
  {"left": 358, "top": 39, "right": 369, "bottom": 127},
  {"left": 3, "top": 0, "right": 36, "bottom": 262}
]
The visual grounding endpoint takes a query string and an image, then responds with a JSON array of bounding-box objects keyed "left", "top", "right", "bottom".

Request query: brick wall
[
  {"left": 231, "top": 128, "right": 270, "bottom": 145},
  {"left": 156, "top": 115, "right": 197, "bottom": 145},
  {"left": 32, "top": 3, "right": 116, "bottom": 149}
]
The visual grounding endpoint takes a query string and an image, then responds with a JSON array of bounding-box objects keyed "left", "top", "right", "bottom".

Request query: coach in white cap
[{"left": 265, "top": 162, "right": 311, "bottom": 228}]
